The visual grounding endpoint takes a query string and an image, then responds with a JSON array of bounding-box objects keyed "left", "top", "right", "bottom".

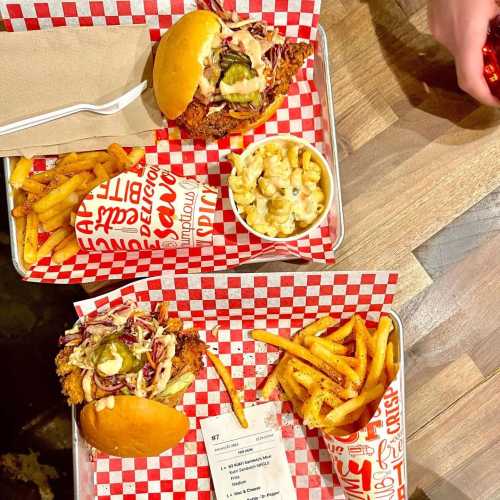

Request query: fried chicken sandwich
[
  {"left": 153, "top": 1, "right": 313, "bottom": 140},
  {"left": 56, "top": 301, "right": 206, "bottom": 457}
]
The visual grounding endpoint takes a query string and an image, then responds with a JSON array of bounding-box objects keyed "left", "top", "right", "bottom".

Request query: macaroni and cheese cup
[{"left": 228, "top": 135, "right": 334, "bottom": 242}]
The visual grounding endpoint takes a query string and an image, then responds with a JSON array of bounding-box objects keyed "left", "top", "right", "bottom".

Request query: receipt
[{"left": 201, "top": 402, "right": 296, "bottom": 500}]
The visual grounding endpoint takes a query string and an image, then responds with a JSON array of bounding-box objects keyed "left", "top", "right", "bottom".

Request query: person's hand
[{"left": 428, "top": 0, "right": 500, "bottom": 106}]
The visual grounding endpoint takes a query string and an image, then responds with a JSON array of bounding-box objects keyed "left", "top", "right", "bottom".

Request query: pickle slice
[{"left": 221, "top": 63, "right": 260, "bottom": 103}]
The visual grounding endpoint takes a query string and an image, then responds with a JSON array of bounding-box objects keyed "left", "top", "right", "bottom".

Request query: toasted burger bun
[
  {"left": 80, "top": 395, "right": 189, "bottom": 457},
  {"left": 235, "top": 95, "right": 285, "bottom": 134},
  {"left": 153, "top": 10, "right": 221, "bottom": 120}
]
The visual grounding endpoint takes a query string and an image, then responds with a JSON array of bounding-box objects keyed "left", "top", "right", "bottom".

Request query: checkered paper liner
[
  {"left": 1, "top": 0, "right": 341, "bottom": 284},
  {"left": 72, "top": 271, "right": 399, "bottom": 499}
]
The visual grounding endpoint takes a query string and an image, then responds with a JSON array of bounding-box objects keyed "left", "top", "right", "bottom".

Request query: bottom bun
[
  {"left": 80, "top": 395, "right": 189, "bottom": 457},
  {"left": 235, "top": 94, "right": 285, "bottom": 134}
]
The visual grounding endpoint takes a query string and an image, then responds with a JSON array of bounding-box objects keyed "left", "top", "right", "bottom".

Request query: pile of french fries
[
  {"left": 9, "top": 144, "right": 145, "bottom": 267},
  {"left": 251, "top": 314, "right": 398, "bottom": 436}
]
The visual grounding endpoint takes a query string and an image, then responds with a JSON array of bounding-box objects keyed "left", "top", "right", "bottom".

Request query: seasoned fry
[
  {"left": 127, "top": 147, "right": 146, "bottom": 166},
  {"left": 30, "top": 170, "right": 56, "bottom": 183},
  {"left": 39, "top": 192, "right": 80, "bottom": 223},
  {"left": 354, "top": 324, "right": 368, "bottom": 389},
  {"left": 43, "top": 208, "right": 72, "bottom": 232},
  {"left": 56, "top": 152, "right": 78, "bottom": 166},
  {"left": 36, "top": 226, "right": 71, "bottom": 260},
  {"left": 101, "top": 159, "right": 115, "bottom": 176},
  {"left": 385, "top": 340, "right": 397, "bottom": 381},
  {"left": 9, "top": 157, "right": 33, "bottom": 189},
  {"left": 288, "top": 357, "right": 356, "bottom": 400},
  {"left": 52, "top": 235, "right": 79, "bottom": 264},
  {"left": 323, "top": 425, "right": 355, "bottom": 437},
  {"left": 276, "top": 364, "right": 303, "bottom": 417},
  {"left": 303, "top": 387, "right": 328, "bottom": 428},
  {"left": 33, "top": 173, "right": 85, "bottom": 213},
  {"left": 326, "top": 315, "right": 355, "bottom": 343},
  {"left": 13, "top": 190, "right": 27, "bottom": 260},
  {"left": 324, "top": 384, "right": 385, "bottom": 427},
  {"left": 108, "top": 143, "right": 132, "bottom": 169},
  {"left": 309, "top": 343, "right": 361, "bottom": 385},
  {"left": 76, "top": 151, "right": 110, "bottom": 162},
  {"left": 70, "top": 211, "right": 77, "bottom": 227},
  {"left": 207, "top": 350, "right": 248, "bottom": 428},
  {"left": 364, "top": 316, "right": 393, "bottom": 390},
  {"left": 55, "top": 159, "right": 96, "bottom": 175},
  {"left": 354, "top": 315, "right": 376, "bottom": 357},
  {"left": 54, "top": 233, "right": 75, "bottom": 253},
  {"left": 260, "top": 316, "right": 337, "bottom": 399},
  {"left": 21, "top": 178, "right": 45, "bottom": 194},
  {"left": 303, "top": 336, "right": 348, "bottom": 354},
  {"left": 251, "top": 330, "right": 342, "bottom": 380},
  {"left": 24, "top": 212, "right": 39, "bottom": 265},
  {"left": 284, "top": 364, "right": 308, "bottom": 401},
  {"left": 93, "top": 163, "right": 109, "bottom": 181}
]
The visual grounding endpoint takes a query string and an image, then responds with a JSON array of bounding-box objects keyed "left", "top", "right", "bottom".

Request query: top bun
[
  {"left": 80, "top": 395, "right": 189, "bottom": 457},
  {"left": 153, "top": 10, "right": 221, "bottom": 120}
]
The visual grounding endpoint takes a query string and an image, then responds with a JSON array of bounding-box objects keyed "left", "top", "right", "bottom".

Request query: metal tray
[
  {"left": 72, "top": 309, "right": 406, "bottom": 500},
  {"left": 3, "top": 24, "right": 344, "bottom": 278}
]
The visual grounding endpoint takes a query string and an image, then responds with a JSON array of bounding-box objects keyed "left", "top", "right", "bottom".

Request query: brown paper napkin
[{"left": 0, "top": 25, "right": 163, "bottom": 157}]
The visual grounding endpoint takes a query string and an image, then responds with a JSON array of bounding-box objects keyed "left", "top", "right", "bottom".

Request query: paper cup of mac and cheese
[
  {"left": 228, "top": 135, "right": 333, "bottom": 242},
  {"left": 75, "top": 164, "right": 218, "bottom": 252}
]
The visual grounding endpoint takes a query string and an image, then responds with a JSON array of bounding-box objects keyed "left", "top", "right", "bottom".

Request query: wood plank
[
  {"left": 396, "top": 0, "right": 426, "bottom": 17},
  {"left": 414, "top": 187, "right": 500, "bottom": 279},
  {"left": 427, "top": 438, "right": 500, "bottom": 500},
  {"left": 405, "top": 354, "right": 484, "bottom": 437},
  {"left": 408, "top": 373, "right": 500, "bottom": 494},
  {"left": 400, "top": 232, "right": 500, "bottom": 349}
]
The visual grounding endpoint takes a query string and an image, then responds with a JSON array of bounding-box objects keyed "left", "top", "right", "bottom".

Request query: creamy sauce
[
  {"left": 82, "top": 370, "right": 93, "bottom": 402},
  {"left": 95, "top": 395, "right": 115, "bottom": 412},
  {"left": 229, "top": 30, "right": 265, "bottom": 74},
  {"left": 220, "top": 76, "right": 265, "bottom": 95}
]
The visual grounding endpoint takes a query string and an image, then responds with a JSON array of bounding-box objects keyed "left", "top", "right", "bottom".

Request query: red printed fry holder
[
  {"left": 2, "top": 0, "right": 344, "bottom": 284},
  {"left": 69, "top": 271, "right": 406, "bottom": 500}
]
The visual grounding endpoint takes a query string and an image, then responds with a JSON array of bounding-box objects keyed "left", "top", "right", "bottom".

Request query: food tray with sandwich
[
  {"left": 56, "top": 271, "right": 406, "bottom": 499},
  {"left": 2, "top": 0, "right": 344, "bottom": 284}
]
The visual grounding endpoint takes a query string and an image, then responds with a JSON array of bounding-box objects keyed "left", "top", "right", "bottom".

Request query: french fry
[
  {"left": 128, "top": 147, "right": 145, "bottom": 166},
  {"left": 333, "top": 407, "right": 364, "bottom": 426},
  {"left": 54, "top": 232, "right": 76, "bottom": 253},
  {"left": 354, "top": 315, "right": 376, "bottom": 357},
  {"left": 56, "top": 152, "right": 78, "bottom": 166},
  {"left": 324, "top": 384, "right": 385, "bottom": 427},
  {"left": 385, "top": 340, "right": 397, "bottom": 382},
  {"left": 251, "top": 330, "right": 342, "bottom": 381},
  {"left": 108, "top": 143, "right": 132, "bottom": 169},
  {"left": 55, "top": 159, "right": 96, "bottom": 175},
  {"left": 39, "top": 192, "right": 80, "bottom": 223},
  {"left": 93, "top": 163, "right": 109, "bottom": 181},
  {"left": 206, "top": 350, "right": 248, "bottom": 428},
  {"left": 23, "top": 212, "right": 39, "bottom": 265},
  {"left": 30, "top": 170, "right": 56, "bottom": 184},
  {"left": 289, "top": 357, "right": 356, "bottom": 400},
  {"left": 43, "top": 208, "right": 72, "bottom": 232},
  {"left": 326, "top": 315, "right": 355, "bottom": 343},
  {"left": 101, "top": 159, "right": 115, "bottom": 176},
  {"left": 309, "top": 343, "right": 361, "bottom": 386},
  {"left": 13, "top": 190, "right": 27, "bottom": 261},
  {"left": 21, "top": 178, "right": 46, "bottom": 194},
  {"left": 354, "top": 324, "right": 368, "bottom": 389},
  {"left": 283, "top": 364, "right": 308, "bottom": 401},
  {"left": 76, "top": 151, "right": 110, "bottom": 162},
  {"left": 276, "top": 364, "right": 303, "bottom": 417},
  {"left": 36, "top": 226, "right": 71, "bottom": 260},
  {"left": 9, "top": 157, "right": 33, "bottom": 189},
  {"left": 260, "top": 316, "right": 337, "bottom": 399},
  {"left": 359, "top": 408, "right": 371, "bottom": 428},
  {"left": 52, "top": 235, "right": 79, "bottom": 264},
  {"left": 303, "top": 387, "right": 329, "bottom": 428},
  {"left": 70, "top": 211, "right": 77, "bottom": 227},
  {"left": 364, "top": 316, "right": 393, "bottom": 390},
  {"left": 303, "top": 336, "right": 348, "bottom": 354},
  {"left": 33, "top": 173, "right": 85, "bottom": 213}
]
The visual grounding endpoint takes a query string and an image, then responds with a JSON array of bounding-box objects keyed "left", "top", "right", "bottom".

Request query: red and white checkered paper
[
  {"left": 72, "top": 270, "right": 399, "bottom": 499},
  {"left": 1, "top": 0, "right": 341, "bottom": 284}
]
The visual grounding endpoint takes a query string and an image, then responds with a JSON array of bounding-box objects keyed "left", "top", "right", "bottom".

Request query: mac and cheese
[{"left": 228, "top": 140, "right": 327, "bottom": 238}]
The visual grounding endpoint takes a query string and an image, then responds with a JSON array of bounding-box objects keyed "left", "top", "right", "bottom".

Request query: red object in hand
[{"left": 484, "top": 15, "right": 500, "bottom": 97}]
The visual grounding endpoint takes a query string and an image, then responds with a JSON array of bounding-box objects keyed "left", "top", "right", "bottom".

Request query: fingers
[{"left": 455, "top": 47, "right": 500, "bottom": 106}]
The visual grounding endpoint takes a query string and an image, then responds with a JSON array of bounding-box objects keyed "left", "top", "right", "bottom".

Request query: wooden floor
[
  {"left": 2, "top": 2, "right": 500, "bottom": 498},
  {"left": 248, "top": 1, "right": 500, "bottom": 498}
]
